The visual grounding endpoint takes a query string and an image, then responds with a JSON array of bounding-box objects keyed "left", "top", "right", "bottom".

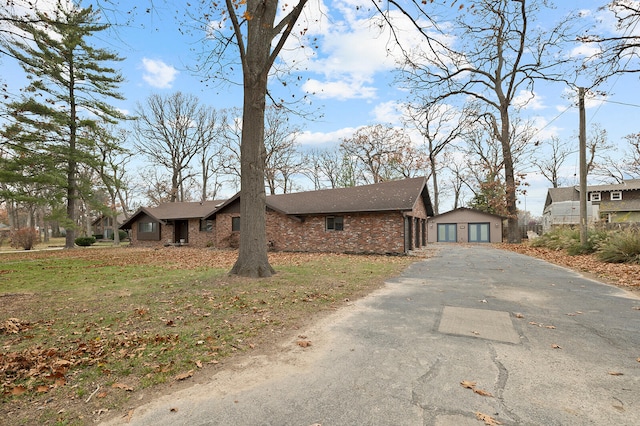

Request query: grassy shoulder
[{"left": 0, "top": 247, "right": 415, "bottom": 426}]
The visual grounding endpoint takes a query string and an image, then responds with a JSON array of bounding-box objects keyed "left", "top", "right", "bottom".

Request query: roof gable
[
  {"left": 430, "top": 207, "right": 505, "bottom": 220},
  {"left": 120, "top": 200, "right": 226, "bottom": 229}
]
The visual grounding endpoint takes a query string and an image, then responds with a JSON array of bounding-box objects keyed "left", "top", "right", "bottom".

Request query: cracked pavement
[{"left": 103, "top": 244, "right": 640, "bottom": 426}]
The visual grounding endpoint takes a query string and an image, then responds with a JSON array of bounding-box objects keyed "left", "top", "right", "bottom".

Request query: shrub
[
  {"left": 532, "top": 227, "right": 580, "bottom": 251},
  {"left": 10, "top": 227, "right": 40, "bottom": 250},
  {"left": 534, "top": 227, "right": 608, "bottom": 255},
  {"left": 566, "top": 228, "right": 609, "bottom": 255},
  {"left": 597, "top": 229, "right": 640, "bottom": 264},
  {"left": 75, "top": 236, "right": 96, "bottom": 247}
]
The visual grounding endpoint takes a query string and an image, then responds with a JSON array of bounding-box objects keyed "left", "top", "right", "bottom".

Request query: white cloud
[
  {"left": 302, "top": 78, "right": 376, "bottom": 100},
  {"left": 372, "top": 101, "right": 403, "bottom": 124},
  {"left": 513, "top": 90, "right": 546, "bottom": 110},
  {"left": 141, "top": 58, "right": 178, "bottom": 89},
  {"left": 296, "top": 127, "right": 359, "bottom": 146}
]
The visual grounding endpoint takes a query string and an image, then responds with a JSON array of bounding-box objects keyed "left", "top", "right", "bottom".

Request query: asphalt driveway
[{"left": 103, "top": 244, "right": 640, "bottom": 426}]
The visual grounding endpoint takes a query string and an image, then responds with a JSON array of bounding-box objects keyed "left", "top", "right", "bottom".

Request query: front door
[
  {"left": 174, "top": 220, "right": 189, "bottom": 244},
  {"left": 437, "top": 223, "right": 457, "bottom": 242}
]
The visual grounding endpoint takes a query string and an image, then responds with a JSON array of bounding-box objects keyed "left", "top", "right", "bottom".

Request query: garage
[{"left": 428, "top": 208, "right": 504, "bottom": 244}]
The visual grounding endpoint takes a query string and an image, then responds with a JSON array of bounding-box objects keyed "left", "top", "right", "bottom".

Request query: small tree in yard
[{"left": 10, "top": 227, "right": 40, "bottom": 250}]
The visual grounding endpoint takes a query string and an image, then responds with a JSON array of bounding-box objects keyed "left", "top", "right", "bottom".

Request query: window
[
  {"left": 589, "top": 192, "right": 601, "bottom": 202},
  {"left": 138, "top": 222, "right": 157, "bottom": 233},
  {"left": 200, "top": 219, "right": 213, "bottom": 232},
  {"left": 611, "top": 191, "right": 622, "bottom": 201},
  {"left": 231, "top": 217, "right": 241, "bottom": 232},
  {"left": 326, "top": 216, "right": 344, "bottom": 231}
]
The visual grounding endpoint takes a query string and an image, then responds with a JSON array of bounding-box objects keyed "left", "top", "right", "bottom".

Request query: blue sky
[{"left": 2, "top": 0, "right": 639, "bottom": 216}]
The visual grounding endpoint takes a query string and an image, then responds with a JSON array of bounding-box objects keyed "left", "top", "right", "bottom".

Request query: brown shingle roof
[{"left": 265, "top": 177, "right": 432, "bottom": 215}]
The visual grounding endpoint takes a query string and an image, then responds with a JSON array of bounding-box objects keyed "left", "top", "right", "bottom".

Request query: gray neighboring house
[
  {"left": 542, "top": 180, "right": 640, "bottom": 232},
  {"left": 426, "top": 207, "right": 504, "bottom": 243}
]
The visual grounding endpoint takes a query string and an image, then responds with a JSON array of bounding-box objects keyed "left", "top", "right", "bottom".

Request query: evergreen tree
[{"left": 2, "top": 3, "right": 125, "bottom": 248}]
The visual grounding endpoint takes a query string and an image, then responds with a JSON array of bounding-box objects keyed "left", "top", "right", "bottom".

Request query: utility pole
[{"left": 578, "top": 87, "right": 587, "bottom": 245}]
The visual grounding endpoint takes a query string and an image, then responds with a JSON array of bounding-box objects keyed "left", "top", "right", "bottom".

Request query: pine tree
[{"left": 3, "top": 3, "right": 125, "bottom": 248}]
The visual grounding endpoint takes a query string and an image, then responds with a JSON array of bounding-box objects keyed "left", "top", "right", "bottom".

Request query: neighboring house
[
  {"left": 207, "top": 176, "right": 434, "bottom": 255},
  {"left": 426, "top": 208, "right": 504, "bottom": 243},
  {"left": 119, "top": 200, "right": 225, "bottom": 247},
  {"left": 542, "top": 180, "right": 640, "bottom": 232},
  {"left": 92, "top": 213, "right": 127, "bottom": 239}
]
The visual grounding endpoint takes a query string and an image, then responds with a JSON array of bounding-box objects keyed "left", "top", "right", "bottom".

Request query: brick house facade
[
  {"left": 122, "top": 177, "right": 434, "bottom": 255},
  {"left": 208, "top": 177, "right": 433, "bottom": 255}
]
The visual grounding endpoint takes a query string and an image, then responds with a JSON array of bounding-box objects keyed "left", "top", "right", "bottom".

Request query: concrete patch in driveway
[{"left": 438, "top": 306, "right": 520, "bottom": 344}]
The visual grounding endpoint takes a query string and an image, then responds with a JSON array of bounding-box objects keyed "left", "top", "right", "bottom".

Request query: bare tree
[
  {"left": 340, "top": 124, "right": 415, "bottom": 184},
  {"left": 579, "top": 1, "right": 640, "bottom": 85},
  {"left": 263, "top": 107, "right": 303, "bottom": 195},
  {"left": 380, "top": 0, "right": 575, "bottom": 242},
  {"left": 532, "top": 136, "right": 574, "bottom": 188},
  {"left": 133, "top": 92, "right": 216, "bottom": 202},
  {"left": 301, "top": 148, "right": 344, "bottom": 190},
  {"left": 219, "top": 107, "right": 303, "bottom": 195},
  {"left": 624, "top": 133, "right": 640, "bottom": 179},
  {"left": 405, "top": 103, "right": 466, "bottom": 214}
]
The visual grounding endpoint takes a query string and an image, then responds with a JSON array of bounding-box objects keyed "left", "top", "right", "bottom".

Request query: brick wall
[{"left": 264, "top": 211, "right": 406, "bottom": 254}]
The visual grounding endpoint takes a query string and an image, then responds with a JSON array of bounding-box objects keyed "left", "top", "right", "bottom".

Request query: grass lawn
[{"left": 0, "top": 246, "right": 415, "bottom": 425}]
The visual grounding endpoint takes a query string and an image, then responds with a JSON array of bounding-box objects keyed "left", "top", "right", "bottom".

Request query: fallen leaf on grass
[
  {"left": 36, "top": 385, "right": 49, "bottom": 393},
  {"left": 608, "top": 371, "right": 624, "bottom": 376},
  {"left": 10, "top": 385, "right": 27, "bottom": 396},
  {"left": 545, "top": 325, "right": 556, "bottom": 329},
  {"left": 514, "top": 313, "right": 524, "bottom": 319},
  {"left": 195, "top": 360, "right": 203, "bottom": 368},
  {"left": 112, "top": 383, "right": 134, "bottom": 391},
  {"left": 551, "top": 344, "right": 562, "bottom": 349},
  {"left": 175, "top": 370, "right": 194, "bottom": 381},
  {"left": 475, "top": 412, "right": 502, "bottom": 425},
  {"left": 297, "top": 340, "right": 312, "bottom": 348}
]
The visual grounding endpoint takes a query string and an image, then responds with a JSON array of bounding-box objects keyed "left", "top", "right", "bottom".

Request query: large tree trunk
[
  {"left": 500, "top": 108, "right": 520, "bottom": 243},
  {"left": 230, "top": 0, "right": 277, "bottom": 277}
]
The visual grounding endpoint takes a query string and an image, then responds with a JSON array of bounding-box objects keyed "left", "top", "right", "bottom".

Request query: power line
[{"left": 591, "top": 98, "right": 640, "bottom": 108}]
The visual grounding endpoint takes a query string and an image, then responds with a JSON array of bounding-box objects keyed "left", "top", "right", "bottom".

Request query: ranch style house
[{"left": 120, "top": 177, "right": 434, "bottom": 254}]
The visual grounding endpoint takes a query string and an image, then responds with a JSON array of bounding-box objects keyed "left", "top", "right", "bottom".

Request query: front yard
[{"left": 0, "top": 247, "right": 415, "bottom": 425}]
